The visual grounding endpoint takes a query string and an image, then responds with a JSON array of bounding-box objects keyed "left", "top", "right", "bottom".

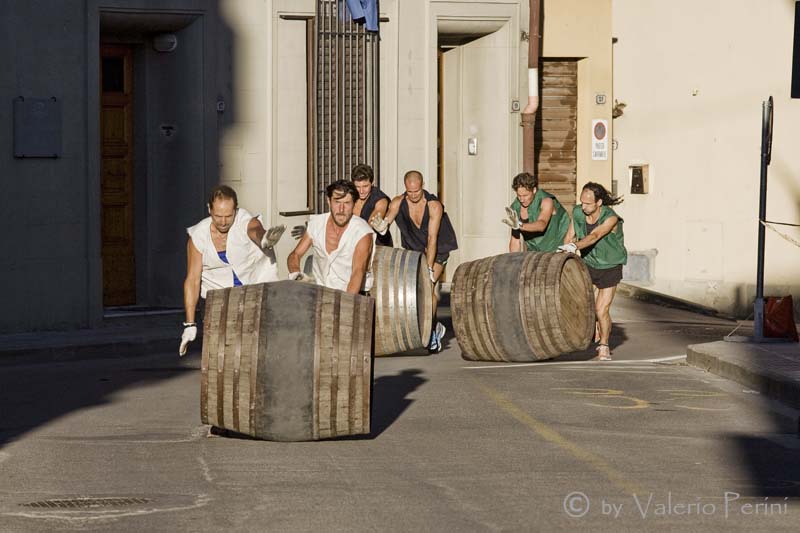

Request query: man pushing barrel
[
  {"left": 369, "top": 170, "right": 458, "bottom": 353},
  {"left": 287, "top": 180, "right": 375, "bottom": 294},
  {"left": 180, "top": 185, "right": 286, "bottom": 355},
  {"left": 558, "top": 182, "right": 627, "bottom": 361}
]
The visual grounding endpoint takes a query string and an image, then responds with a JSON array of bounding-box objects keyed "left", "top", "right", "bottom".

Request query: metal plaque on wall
[{"left": 13, "top": 97, "right": 61, "bottom": 158}]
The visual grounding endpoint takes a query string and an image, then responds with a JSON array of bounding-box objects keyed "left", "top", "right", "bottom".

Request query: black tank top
[
  {"left": 395, "top": 190, "right": 458, "bottom": 254},
  {"left": 359, "top": 187, "right": 393, "bottom": 247}
]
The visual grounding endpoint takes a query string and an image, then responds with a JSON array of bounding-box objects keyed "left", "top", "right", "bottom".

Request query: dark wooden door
[
  {"left": 100, "top": 44, "right": 135, "bottom": 306},
  {"left": 536, "top": 60, "right": 578, "bottom": 210}
]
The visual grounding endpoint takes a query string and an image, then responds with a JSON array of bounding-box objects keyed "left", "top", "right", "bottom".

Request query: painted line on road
[
  {"left": 462, "top": 354, "right": 686, "bottom": 370},
  {"left": 473, "top": 377, "right": 643, "bottom": 495}
]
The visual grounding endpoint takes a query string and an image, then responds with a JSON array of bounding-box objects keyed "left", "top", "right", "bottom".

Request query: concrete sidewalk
[
  {"left": 0, "top": 312, "right": 183, "bottom": 365},
  {"left": 687, "top": 339, "right": 800, "bottom": 411}
]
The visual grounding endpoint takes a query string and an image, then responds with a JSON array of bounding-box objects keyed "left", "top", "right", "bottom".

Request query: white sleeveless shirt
[
  {"left": 307, "top": 213, "right": 375, "bottom": 292},
  {"left": 187, "top": 208, "right": 279, "bottom": 298}
]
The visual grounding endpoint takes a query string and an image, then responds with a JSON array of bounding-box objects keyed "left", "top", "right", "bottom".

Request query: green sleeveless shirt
[
  {"left": 510, "top": 189, "right": 570, "bottom": 252},
  {"left": 571, "top": 205, "right": 627, "bottom": 269}
]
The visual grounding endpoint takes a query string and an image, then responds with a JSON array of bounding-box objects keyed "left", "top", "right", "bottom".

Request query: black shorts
[
  {"left": 587, "top": 264, "right": 623, "bottom": 289},
  {"left": 434, "top": 252, "right": 450, "bottom": 266}
]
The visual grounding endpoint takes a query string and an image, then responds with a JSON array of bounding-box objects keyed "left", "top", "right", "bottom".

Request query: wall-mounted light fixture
[{"left": 153, "top": 33, "right": 178, "bottom": 53}]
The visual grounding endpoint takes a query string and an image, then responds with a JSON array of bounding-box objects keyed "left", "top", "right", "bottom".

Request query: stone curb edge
[{"left": 686, "top": 345, "right": 800, "bottom": 410}]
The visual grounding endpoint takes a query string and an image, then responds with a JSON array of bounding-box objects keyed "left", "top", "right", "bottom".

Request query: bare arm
[
  {"left": 287, "top": 232, "right": 313, "bottom": 274},
  {"left": 183, "top": 238, "right": 203, "bottom": 323},
  {"left": 519, "top": 197, "right": 554, "bottom": 234},
  {"left": 367, "top": 198, "right": 389, "bottom": 224},
  {"left": 247, "top": 217, "right": 266, "bottom": 245},
  {"left": 346, "top": 234, "right": 374, "bottom": 294},
  {"left": 574, "top": 216, "right": 619, "bottom": 250},
  {"left": 564, "top": 219, "right": 575, "bottom": 245},
  {"left": 380, "top": 196, "right": 403, "bottom": 226},
  {"left": 426, "top": 200, "right": 444, "bottom": 270}
]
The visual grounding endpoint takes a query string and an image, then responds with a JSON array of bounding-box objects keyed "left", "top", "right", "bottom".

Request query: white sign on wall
[{"left": 591, "top": 119, "right": 609, "bottom": 161}]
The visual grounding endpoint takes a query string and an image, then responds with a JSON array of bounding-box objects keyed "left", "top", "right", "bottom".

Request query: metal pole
[{"left": 754, "top": 96, "right": 773, "bottom": 340}]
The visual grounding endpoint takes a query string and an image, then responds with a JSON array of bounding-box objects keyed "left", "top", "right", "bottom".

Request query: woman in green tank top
[{"left": 558, "top": 182, "right": 627, "bottom": 361}]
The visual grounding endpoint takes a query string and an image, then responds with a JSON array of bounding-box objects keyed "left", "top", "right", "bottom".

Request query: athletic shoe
[{"left": 435, "top": 322, "right": 446, "bottom": 346}]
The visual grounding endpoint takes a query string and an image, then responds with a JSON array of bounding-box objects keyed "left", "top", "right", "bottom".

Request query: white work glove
[
  {"left": 427, "top": 266, "right": 437, "bottom": 284},
  {"left": 260, "top": 225, "right": 286, "bottom": 250},
  {"left": 291, "top": 223, "right": 307, "bottom": 240},
  {"left": 501, "top": 206, "right": 522, "bottom": 231},
  {"left": 179, "top": 323, "right": 197, "bottom": 356},
  {"left": 370, "top": 215, "right": 389, "bottom": 235},
  {"left": 557, "top": 242, "right": 578, "bottom": 254},
  {"left": 288, "top": 271, "right": 313, "bottom": 283}
]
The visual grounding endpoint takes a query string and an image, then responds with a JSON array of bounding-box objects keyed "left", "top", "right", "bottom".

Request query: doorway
[{"left": 100, "top": 44, "right": 136, "bottom": 306}]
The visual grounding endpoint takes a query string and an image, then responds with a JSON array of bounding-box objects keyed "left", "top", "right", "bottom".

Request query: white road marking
[{"left": 462, "top": 354, "right": 686, "bottom": 370}]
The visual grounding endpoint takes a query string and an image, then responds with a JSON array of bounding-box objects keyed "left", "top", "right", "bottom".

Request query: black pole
[{"left": 754, "top": 96, "right": 773, "bottom": 340}]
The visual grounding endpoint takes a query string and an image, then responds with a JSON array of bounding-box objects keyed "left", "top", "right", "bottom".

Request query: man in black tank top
[
  {"left": 370, "top": 170, "right": 459, "bottom": 353},
  {"left": 351, "top": 164, "right": 393, "bottom": 247}
]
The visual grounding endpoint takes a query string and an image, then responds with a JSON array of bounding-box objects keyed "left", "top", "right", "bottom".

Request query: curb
[
  {"left": 618, "top": 283, "right": 735, "bottom": 320},
  {"left": 687, "top": 344, "right": 800, "bottom": 411},
  {"left": 0, "top": 336, "right": 195, "bottom": 366}
]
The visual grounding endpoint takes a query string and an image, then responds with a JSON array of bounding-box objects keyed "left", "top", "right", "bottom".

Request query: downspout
[{"left": 522, "top": 0, "right": 541, "bottom": 174}]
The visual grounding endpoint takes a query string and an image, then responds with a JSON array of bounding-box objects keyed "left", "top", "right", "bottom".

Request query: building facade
[
  {"left": 613, "top": 0, "right": 800, "bottom": 317},
  {"left": 1, "top": 0, "right": 611, "bottom": 333}
]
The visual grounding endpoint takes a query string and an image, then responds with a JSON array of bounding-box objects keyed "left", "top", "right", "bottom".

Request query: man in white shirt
[
  {"left": 180, "top": 185, "right": 285, "bottom": 355},
  {"left": 287, "top": 180, "right": 374, "bottom": 294}
]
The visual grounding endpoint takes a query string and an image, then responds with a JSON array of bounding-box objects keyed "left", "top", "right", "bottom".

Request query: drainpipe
[{"left": 521, "top": 0, "right": 541, "bottom": 174}]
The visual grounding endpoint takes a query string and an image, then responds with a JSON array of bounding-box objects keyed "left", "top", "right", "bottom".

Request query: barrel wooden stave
[
  {"left": 453, "top": 252, "right": 595, "bottom": 362},
  {"left": 371, "top": 246, "right": 433, "bottom": 356},
  {"left": 201, "top": 281, "right": 373, "bottom": 441}
]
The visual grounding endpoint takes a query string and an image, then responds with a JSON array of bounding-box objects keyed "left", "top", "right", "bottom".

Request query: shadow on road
[
  {"left": 0, "top": 355, "right": 194, "bottom": 450},
  {"left": 730, "top": 431, "right": 800, "bottom": 498},
  {"left": 370, "top": 368, "right": 427, "bottom": 437}
]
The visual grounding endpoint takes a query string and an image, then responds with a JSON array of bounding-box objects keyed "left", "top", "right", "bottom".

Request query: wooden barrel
[
  {"left": 370, "top": 246, "right": 433, "bottom": 356},
  {"left": 452, "top": 252, "right": 595, "bottom": 362},
  {"left": 200, "top": 280, "right": 374, "bottom": 441}
]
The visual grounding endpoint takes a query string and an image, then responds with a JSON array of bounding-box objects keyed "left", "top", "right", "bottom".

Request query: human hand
[
  {"left": 288, "top": 271, "right": 313, "bottom": 283},
  {"left": 501, "top": 207, "right": 522, "bottom": 231},
  {"left": 291, "top": 223, "right": 307, "bottom": 240},
  {"left": 370, "top": 215, "right": 389, "bottom": 235},
  {"left": 557, "top": 242, "right": 578, "bottom": 254},
  {"left": 427, "top": 266, "right": 437, "bottom": 284},
  {"left": 179, "top": 323, "right": 197, "bottom": 356},
  {"left": 260, "top": 224, "right": 286, "bottom": 250}
]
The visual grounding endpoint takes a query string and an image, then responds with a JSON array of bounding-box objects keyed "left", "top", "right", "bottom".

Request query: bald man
[{"left": 370, "top": 170, "right": 458, "bottom": 353}]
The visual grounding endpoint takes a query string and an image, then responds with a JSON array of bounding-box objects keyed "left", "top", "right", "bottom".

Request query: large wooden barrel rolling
[
  {"left": 201, "top": 280, "right": 374, "bottom": 441},
  {"left": 452, "top": 252, "right": 595, "bottom": 362},
  {"left": 370, "top": 246, "right": 433, "bottom": 356}
]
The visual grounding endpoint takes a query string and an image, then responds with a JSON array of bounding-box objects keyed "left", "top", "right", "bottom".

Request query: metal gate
[{"left": 315, "top": 0, "right": 380, "bottom": 212}]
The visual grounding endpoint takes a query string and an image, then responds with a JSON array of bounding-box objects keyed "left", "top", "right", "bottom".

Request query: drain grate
[{"left": 21, "top": 497, "right": 151, "bottom": 509}]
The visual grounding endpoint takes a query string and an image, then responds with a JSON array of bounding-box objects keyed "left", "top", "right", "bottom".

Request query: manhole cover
[{"left": 21, "top": 497, "right": 151, "bottom": 509}]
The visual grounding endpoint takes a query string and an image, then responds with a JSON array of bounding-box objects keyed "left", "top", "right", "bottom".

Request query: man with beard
[
  {"left": 351, "top": 163, "right": 393, "bottom": 247},
  {"left": 502, "top": 172, "right": 569, "bottom": 252},
  {"left": 370, "top": 170, "right": 458, "bottom": 353},
  {"left": 181, "top": 185, "right": 285, "bottom": 355},
  {"left": 288, "top": 180, "right": 375, "bottom": 294},
  {"left": 558, "top": 182, "right": 627, "bottom": 361}
]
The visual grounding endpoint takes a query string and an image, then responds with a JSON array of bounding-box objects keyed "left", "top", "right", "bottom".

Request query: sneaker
[
  {"left": 435, "top": 322, "right": 446, "bottom": 344},
  {"left": 428, "top": 330, "right": 441, "bottom": 353}
]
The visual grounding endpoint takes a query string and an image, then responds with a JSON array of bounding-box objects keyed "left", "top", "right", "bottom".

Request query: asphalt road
[{"left": 0, "top": 296, "right": 797, "bottom": 531}]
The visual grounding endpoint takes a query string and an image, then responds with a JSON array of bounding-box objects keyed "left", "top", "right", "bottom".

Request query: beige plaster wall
[{"left": 613, "top": 0, "right": 800, "bottom": 316}]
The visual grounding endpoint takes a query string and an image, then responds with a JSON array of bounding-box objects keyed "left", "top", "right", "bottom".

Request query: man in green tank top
[
  {"left": 558, "top": 182, "right": 627, "bottom": 361},
  {"left": 501, "top": 172, "right": 570, "bottom": 252}
]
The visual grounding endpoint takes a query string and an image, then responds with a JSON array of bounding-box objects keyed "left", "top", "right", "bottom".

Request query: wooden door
[
  {"left": 536, "top": 60, "right": 578, "bottom": 210},
  {"left": 100, "top": 45, "right": 135, "bottom": 306}
]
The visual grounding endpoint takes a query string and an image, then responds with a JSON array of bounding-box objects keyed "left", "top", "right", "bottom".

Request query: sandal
[{"left": 594, "top": 343, "right": 612, "bottom": 361}]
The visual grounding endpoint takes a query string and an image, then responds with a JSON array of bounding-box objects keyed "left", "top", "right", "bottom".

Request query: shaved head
[{"left": 404, "top": 170, "right": 423, "bottom": 185}]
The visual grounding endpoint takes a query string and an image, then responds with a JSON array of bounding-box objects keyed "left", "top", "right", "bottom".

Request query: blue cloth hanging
[{"left": 344, "top": 0, "right": 378, "bottom": 32}]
